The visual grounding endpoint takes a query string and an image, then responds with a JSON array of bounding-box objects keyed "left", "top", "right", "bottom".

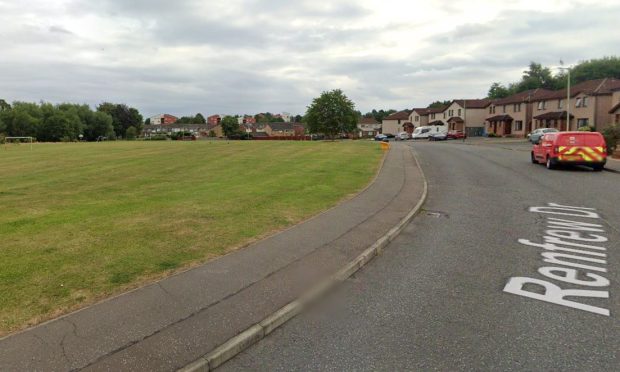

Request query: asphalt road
[{"left": 221, "top": 140, "right": 620, "bottom": 371}]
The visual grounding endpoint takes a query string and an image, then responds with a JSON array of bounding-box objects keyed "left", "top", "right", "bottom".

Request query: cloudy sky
[{"left": 1, "top": 0, "right": 618, "bottom": 117}]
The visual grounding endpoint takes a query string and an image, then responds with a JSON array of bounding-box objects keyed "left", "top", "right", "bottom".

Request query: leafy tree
[
  {"left": 428, "top": 101, "right": 450, "bottom": 109},
  {"left": 487, "top": 82, "right": 511, "bottom": 99},
  {"left": 221, "top": 116, "right": 240, "bottom": 138},
  {"left": 194, "top": 113, "right": 206, "bottom": 124},
  {"left": 38, "top": 112, "right": 71, "bottom": 141},
  {"left": 0, "top": 99, "right": 11, "bottom": 112},
  {"left": 84, "top": 112, "right": 114, "bottom": 141},
  {"left": 125, "top": 126, "right": 137, "bottom": 140},
  {"left": 97, "top": 103, "right": 143, "bottom": 138},
  {"left": 571, "top": 56, "right": 620, "bottom": 84},
  {"left": 145, "top": 118, "right": 151, "bottom": 125},
  {"left": 293, "top": 114, "right": 303, "bottom": 123},
  {"left": 602, "top": 125, "right": 620, "bottom": 155},
  {"left": 305, "top": 89, "right": 357, "bottom": 139}
]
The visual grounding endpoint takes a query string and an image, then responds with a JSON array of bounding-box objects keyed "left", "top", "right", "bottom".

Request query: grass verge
[{"left": 0, "top": 140, "right": 382, "bottom": 335}]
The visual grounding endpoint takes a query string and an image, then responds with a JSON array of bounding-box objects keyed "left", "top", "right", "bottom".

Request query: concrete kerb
[{"left": 179, "top": 146, "right": 429, "bottom": 372}]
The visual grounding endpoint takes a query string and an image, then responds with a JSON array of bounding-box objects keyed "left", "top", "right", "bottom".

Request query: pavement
[
  {"left": 0, "top": 142, "right": 425, "bottom": 371},
  {"left": 222, "top": 140, "right": 620, "bottom": 371}
]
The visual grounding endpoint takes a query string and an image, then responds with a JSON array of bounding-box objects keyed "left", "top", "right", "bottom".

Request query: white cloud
[{"left": 0, "top": 0, "right": 618, "bottom": 116}]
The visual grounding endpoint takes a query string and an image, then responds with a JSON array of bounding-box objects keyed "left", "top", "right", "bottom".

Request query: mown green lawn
[{"left": 0, "top": 140, "right": 382, "bottom": 335}]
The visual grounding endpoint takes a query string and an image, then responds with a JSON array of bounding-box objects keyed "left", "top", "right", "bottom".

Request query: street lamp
[{"left": 558, "top": 61, "right": 571, "bottom": 131}]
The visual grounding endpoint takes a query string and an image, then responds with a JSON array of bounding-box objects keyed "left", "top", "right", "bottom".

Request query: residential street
[{"left": 222, "top": 141, "right": 620, "bottom": 371}]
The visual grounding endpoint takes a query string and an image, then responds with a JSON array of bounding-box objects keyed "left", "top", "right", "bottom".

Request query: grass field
[{"left": 0, "top": 140, "right": 383, "bottom": 335}]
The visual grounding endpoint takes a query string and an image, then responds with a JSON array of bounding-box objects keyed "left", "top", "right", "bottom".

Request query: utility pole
[
  {"left": 463, "top": 99, "right": 467, "bottom": 142},
  {"left": 559, "top": 61, "right": 571, "bottom": 131}
]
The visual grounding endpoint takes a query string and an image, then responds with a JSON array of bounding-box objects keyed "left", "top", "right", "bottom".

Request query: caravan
[{"left": 412, "top": 123, "right": 447, "bottom": 139}]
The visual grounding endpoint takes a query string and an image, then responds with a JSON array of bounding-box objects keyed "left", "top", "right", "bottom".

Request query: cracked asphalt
[{"left": 221, "top": 141, "right": 620, "bottom": 371}]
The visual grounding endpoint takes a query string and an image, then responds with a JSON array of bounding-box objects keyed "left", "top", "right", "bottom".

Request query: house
[
  {"left": 237, "top": 115, "right": 257, "bottom": 125},
  {"left": 265, "top": 122, "right": 297, "bottom": 136},
  {"left": 409, "top": 108, "right": 431, "bottom": 127},
  {"left": 149, "top": 114, "right": 178, "bottom": 125},
  {"left": 381, "top": 110, "right": 412, "bottom": 135},
  {"left": 207, "top": 115, "right": 222, "bottom": 125},
  {"left": 357, "top": 117, "right": 382, "bottom": 138},
  {"left": 426, "top": 106, "right": 448, "bottom": 127},
  {"left": 442, "top": 99, "right": 492, "bottom": 136},
  {"left": 530, "top": 78, "right": 620, "bottom": 132},
  {"left": 143, "top": 123, "right": 209, "bottom": 136},
  {"left": 485, "top": 89, "right": 553, "bottom": 136}
]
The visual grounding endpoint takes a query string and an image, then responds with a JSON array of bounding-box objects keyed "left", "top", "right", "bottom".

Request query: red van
[{"left": 531, "top": 131, "right": 607, "bottom": 170}]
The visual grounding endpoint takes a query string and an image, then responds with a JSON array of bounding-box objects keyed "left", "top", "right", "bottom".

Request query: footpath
[{"left": 0, "top": 142, "right": 426, "bottom": 372}]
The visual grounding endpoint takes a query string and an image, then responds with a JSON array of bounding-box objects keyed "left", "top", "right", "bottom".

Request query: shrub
[
  {"left": 0, "top": 133, "right": 5, "bottom": 144},
  {"left": 578, "top": 125, "right": 594, "bottom": 132},
  {"left": 602, "top": 125, "right": 620, "bottom": 155},
  {"left": 487, "top": 132, "right": 498, "bottom": 138},
  {"left": 145, "top": 134, "right": 168, "bottom": 141},
  {"left": 208, "top": 130, "right": 216, "bottom": 138},
  {"left": 125, "top": 126, "right": 137, "bottom": 140}
]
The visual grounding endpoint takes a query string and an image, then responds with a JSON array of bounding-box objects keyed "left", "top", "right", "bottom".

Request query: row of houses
[
  {"left": 376, "top": 78, "right": 620, "bottom": 138},
  {"left": 148, "top": 113, "right": 291, "bottom": 127},
  {"left": 143, "top": 121, "right": 305, "bottom": 138}
]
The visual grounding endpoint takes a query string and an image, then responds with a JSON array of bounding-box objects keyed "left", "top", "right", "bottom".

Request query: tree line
[
  {"left": 487, "top": 56, "right": 620, "bottom": 99},
  {"left": 0, "top": 100, "right": 143, "bottom": 142}
]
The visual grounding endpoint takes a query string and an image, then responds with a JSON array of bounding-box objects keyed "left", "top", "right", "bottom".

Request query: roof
[
  {"left": 447, "top": 116, "right": 464, "bottom": 123},
  {"left": 532, "top": 78, "right": 620, "bottom": 101},
  {"left": 609, "top": 101, "right": 620, "bottom": 113},
  {"left": 533, "top": 111, "right": 574, "bottom": 120},
  {"left": 144, "top": 124, "right": 209, "bottom": 129},
  {"left": 453, "top": 99, "right": 493, "bottom": 109},
  {"left": 493, "top": 89, "right": 554, "bottom": 105},
  {"left": 412, "top": 108, "right": 431, "bottom": 116},
  {"left": 359, "top": 117, "right": 380, "bottom": 124},
  {"left": 428, "top": 120, "right": 444, "bottom": 125},
  {"left": 384, "top": 110, "right": 411, "bottom": 120},
  {"left": 267, "top": 122, "right": 296, "bottom": 131},
  {"left": 427, "top": 106, "right": 448, "bottom": 114},
  {"left": 486, "top": 114, "right": 514, "bottom": 122}
]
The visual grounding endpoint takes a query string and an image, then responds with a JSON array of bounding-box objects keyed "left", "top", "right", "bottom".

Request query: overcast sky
[{"left": 1, "top": 0, "right": 618, "bottom": 117}]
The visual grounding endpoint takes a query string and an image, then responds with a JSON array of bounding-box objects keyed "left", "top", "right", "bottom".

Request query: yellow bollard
[{"left": 380, "top": 141, "right": 390, "bottom": 151}]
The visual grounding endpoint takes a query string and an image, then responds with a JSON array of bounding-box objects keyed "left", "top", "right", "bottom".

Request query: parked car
[
  {"left": 447, "top": 130, "right": 466, "bottom": 140},
  {"left": 428, "top": 132, "right": 447, "bottom": 141},
  {"left": 529, "top": 128, "right": 558, "bottom": 143},
  {"left": 374, "top": 134, "right": 388, "bottom": 141},
  {"left": 397, "top": 132, "right": 410, "bottom": 140},
  {"left": 531, "top": 131, "right": 607, "bottom": 170},
  {"left": 384, "top": 133, "right": 396, "bottom": 139}
]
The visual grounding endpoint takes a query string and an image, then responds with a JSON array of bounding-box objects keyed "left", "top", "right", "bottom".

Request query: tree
[
  {"left": 0, "top": 99, "right": 11, "bottom": 112},
  {"left": 221, "top": 116, "right": 240, "bottom": 138},
  {"left": 38, "top": 112, "right": 71, "bottom": 141},
  {"left": 194, "top": 113, "right": 206, "bottom": 124},
  {"left": 571, "top": 56, "right": 620, "bottom": 85},
  {"left": 125, "top": 126, "right": 137, "bottom": 140},
  {"left": 293, "top": 114, "right": 303, "bottom": 123},
  {"left": 97, "top": 103, "right": 143, "bottom": 138},
  {"left": 487, "top": 82, "right": 511, "bottom": 99},
  {"left": 145, "top": 118, "right": 151, "bottom": 125},
  {"left": 305, "top": 89, "right": 357, "bottom": 139},
  {"left": 428, "top": 101, "right": 450, "bottom": 109},
  {"left": 84, "top": 112, "right": 114, "bottom": 141}
]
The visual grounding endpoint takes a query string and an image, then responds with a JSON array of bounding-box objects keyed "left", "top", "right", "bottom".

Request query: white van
[{"left": 412, "top": 124, "right": 447, "bottom": 139}]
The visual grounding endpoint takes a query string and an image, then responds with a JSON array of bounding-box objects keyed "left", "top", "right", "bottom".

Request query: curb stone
[{"left": 179, "top": 145, "right": 428, "bottom": 371}]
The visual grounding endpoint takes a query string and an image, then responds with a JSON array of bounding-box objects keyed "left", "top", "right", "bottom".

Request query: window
[
  {"left": 489, "top": 107, "right": 493, "bottom": 114},
  {"left": 537, "top": 102, "right": 543, "bottom": 110},
  {"left": 415, "top": 116, "right": 419, "bottom": 122},
  {"left": 458, "top": 109, "right": 461, "bottom": 116},
  {"left": 514, "top": 121, "right": 523, "bottom": 131},
  {"left": 443, "top": 112, "right": 446, "bottom": 119},
  {"left": 558, "top": 99, "right": 563, "bottom": 109},
  {"left": 582, "top": 97, "right": 588, "bottom": 107},
  {"left": 448, "top": 109, "right": 453, "bottom": 116},
  {"left": 502, "top": 105, "right": 506, "bottom": 113},
  {"left": 431, "top": 113, "right": 435, "bottom": 119},
  {"left": 577, "top": 118, "right": 589, "bottom": 128},
  {"left": 575, "top": 97, "right": 582, "bottom": 107},
  {"left": 513, "top": 104, "right": 520, "bottom": 112}
]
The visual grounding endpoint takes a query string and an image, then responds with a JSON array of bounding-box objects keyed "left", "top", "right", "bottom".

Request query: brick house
[
  {"left": 485, "top": 89, "right": 552, "bottom": 137},
  {"left": 381, "top": 110, "right": 412, "bottom": 135},
  {"left": 265, "top": 122, "right": 297, "bottom": 136},
  {"left": 409, "top": 108, "right": 431, "bottom": 128},
  {"left": 149, "top": 114, "right": 178, "bottom": 125},
  {"left": 207, "top": 115, "right": 222, "bottom": 125},
  {"left": 442, "top": 99, "right": 492, "bottom": 136},
  {"left": 357, "top": 117, "right": 382, "bottom": 138},
  {"left": 530, "top": 78, "right": 620, "bottom": 132}
]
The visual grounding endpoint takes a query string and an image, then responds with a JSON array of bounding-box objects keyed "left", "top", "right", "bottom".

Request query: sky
[{"left": 1, "top": 0, "right": 618, "bottom": 118}]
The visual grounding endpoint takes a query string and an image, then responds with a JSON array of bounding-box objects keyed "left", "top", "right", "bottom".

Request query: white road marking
[{"left": 504, "top": 203, "right": 612, "bottom": 316}]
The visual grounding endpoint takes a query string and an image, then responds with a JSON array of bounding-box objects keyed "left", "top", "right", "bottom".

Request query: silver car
[{"left": 528, "top": 128, "right": 558, "bottom": 143}]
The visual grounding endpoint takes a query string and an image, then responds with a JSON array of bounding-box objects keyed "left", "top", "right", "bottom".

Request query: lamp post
[
  {"left": 558, "top": 62, "right": 571, "bottom": 131},
  {"left": 462, "top": 99, "right": 467, "bottom": 142}
]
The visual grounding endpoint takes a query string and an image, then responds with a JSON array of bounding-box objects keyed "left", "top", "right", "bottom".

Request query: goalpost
[{"left": 4, "top": 137, "right": 34, "bottom": 151}]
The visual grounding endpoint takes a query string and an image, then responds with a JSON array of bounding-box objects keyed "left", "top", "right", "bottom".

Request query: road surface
[{"left": 221, "top": 140, "right": 620, "bottom": 371}]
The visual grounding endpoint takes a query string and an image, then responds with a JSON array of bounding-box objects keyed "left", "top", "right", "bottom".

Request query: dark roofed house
[
  {"left": 382, "top": 110, "right": 412, "bottom": 135},
  {"left": 357, "top": 117, "right": 382, "bottom": 138},
  {"left": 265, "top": 122, "right": 297, "bottom": 136}
]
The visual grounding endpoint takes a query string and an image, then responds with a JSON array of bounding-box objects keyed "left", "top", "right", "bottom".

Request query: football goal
[{"left": 4, "top": 136, "right": 34, "bottom": 150}]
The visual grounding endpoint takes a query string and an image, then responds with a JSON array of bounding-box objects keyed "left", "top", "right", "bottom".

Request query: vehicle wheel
[
  {"left": 546, "top": 157, "right": 555, "bottom": 170},
  {"left": 592, "top": 164, "right": 604, "bottom": 172},
  {"left": 531, "top": 152, "right": 537, "bottom": 164}
]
